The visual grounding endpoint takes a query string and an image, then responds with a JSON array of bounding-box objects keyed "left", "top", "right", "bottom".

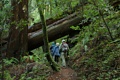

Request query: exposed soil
[{"left": 47, "top": 67, "right": 77, "bottom": 80}]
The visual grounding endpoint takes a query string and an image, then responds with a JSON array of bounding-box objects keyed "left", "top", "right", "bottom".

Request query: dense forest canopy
[{"left": 0, "top": 0, "right": 120, "bottom": 80}]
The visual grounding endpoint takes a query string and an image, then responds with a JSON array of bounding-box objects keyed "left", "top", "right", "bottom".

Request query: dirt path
[{"left": 47, "top": 67, "right": 77, "bottom": 80}]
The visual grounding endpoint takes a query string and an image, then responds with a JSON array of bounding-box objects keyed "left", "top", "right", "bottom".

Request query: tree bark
[
  {"left": 28, "top": 18, "right": 62, "bottom": 33},
  {"left": 7, "top": 0, "right": 28, "bottom": 59},
  {"left": 0, "top": 29, "right": 4, "bottom": 80}
]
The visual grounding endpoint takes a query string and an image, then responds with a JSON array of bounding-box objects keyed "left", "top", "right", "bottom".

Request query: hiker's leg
[
  {"left": 56, "top": 56, "right": 59, "bottom": 63},
  {"left": 61, "top": 52, "right": 66, "bottom": 67},
  {"left": 54, "top": 56, "right": 57, "bottom": 62},
  {"left": 52, "top": 55, "right": 55, "bottom": 61},
  {"left": 58, "top": 56, "right": 60, "bottom": 63}
]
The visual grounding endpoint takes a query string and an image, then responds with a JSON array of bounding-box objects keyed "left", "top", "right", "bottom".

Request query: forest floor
[
  {"left": 47, "top": 67, "right": 77, "bottom": 80},
  {"left": 47, "top": 56, "right": 83, "bottom": 80},
  {"left": 47, "top": 36, "right": 120, "bottom": 80},
  {"left": 4, "top": 58, "right": 79, "bottom": 80},
  {"left": 2, "top": 36, "right": 120, "bottom": 80}
]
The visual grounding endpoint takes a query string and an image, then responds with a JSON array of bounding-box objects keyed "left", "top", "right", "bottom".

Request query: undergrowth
[
  {"left": 70, "top": 32, "right": 120, "bottom": 79},
  {"left": 69, "top": 11, "right": 120, "bottom": 80}
]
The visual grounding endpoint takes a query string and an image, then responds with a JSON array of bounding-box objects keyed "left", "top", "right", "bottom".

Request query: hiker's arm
[{"left": 67, "top": 44, "right": 69, "bottom": 50}]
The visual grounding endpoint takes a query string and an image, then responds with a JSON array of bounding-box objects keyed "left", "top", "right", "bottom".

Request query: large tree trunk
[{"left": 7, "top": 0, "right": 28, "bottom": 59}]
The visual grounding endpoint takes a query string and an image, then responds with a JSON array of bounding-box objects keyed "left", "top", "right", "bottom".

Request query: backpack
[
  {"left": 50, "top": 45, "right": 55, "bottom": 56},
  {"left": 62, "top": 43, "right": 68, "bottom": 52}
]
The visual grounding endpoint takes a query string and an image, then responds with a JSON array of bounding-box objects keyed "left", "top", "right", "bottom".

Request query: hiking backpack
[{"left": 62, "top": 43, "right": 69, "bottom": 52}]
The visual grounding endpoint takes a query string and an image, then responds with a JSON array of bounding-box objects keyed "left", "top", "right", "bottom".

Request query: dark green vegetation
[
  {"left": 70, "top": 18, "right": 120, "bottom": 79},
  {"left": 0, "top": 0, "right": 120, "bottom": 80}
]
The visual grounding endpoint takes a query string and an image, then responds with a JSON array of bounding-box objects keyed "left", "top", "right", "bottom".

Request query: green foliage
[
  {"left": 3, "top": 57, "right": 19, "bottom": 66},
  {"left": 4, "top": 70, "right": 15, "bottom": 80},
  {"left": 72, "top": 37, "right": 120, "bottom": 79},
  {"left": 70, "top": 43, "right": 81, "bottom": 57},
  {"left": 0, "top": 48, "right": 49, "bottom": 80},
  {"left": 69, "top": 0, "right": 120, "bottom": 79},
  {"left": 70, "top": 26, "right": 80, "bottom": 30},
  {"left": 20, "top": 47, "right": 46, "bottom": 64},
  {"left": 70, "top": 0, "right": 120, "bottom": 51},
  {"left": 19, "top": 73, "right": 27, "bottom": 80},
  {"left": 29, "top": 0, "right": 80, "bottom": 24},
  {"left": 0, "top": 0, "right": 12, "bottom": 38},
  {"left": 11, "top": 19, "right": 28, "bottom": 31},
  {"left": 1, "top": 0, "right": 120, "bottom": 79},
  {"left": 32, "top": 47, "right": 46, "bottom": 62}
]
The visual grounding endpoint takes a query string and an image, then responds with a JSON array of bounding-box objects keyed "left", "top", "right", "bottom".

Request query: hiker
[
  {"left": 53, "top": 43, "right": 60, "bottom": 63},
  {"left": 50, "top": 42, "right": 56, "bottom": 57},
  {"left": 59, "top": 39, "right": 69, "bottom": 67}
]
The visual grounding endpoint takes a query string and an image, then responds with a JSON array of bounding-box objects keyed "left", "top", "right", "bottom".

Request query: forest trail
[
  {"left": 47, "top": 53, "right": 81, "bottom": 80},
  {"left": 47, "top": 67, "right": 77, "bottom": 80}
]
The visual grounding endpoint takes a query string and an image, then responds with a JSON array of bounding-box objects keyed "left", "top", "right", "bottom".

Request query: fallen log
[
  {"left": 28, "top": 15, "right": 83, "bottom": 50},
  {"left": 28, "top": 18, "right": 62, "bottom": 33},
  {"left": 28, "top": 11, "right": 77, "bottom": 33},
  {"left": 28, "top": 11, "right": 120, "bottom": 51}
]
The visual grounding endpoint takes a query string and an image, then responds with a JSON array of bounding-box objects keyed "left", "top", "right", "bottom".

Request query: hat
[
  {"left": 51, "top": 42, "right": 55, "bottom": 45},
  {"left": 56, "top": 43, "right": 59, "bottom": 46},
  {"left": 62, "top": 39, "right": 65, "bottom": 42}
]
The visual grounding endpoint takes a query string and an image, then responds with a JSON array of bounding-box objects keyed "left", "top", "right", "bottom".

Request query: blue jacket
[
  {"left": 50, "top": 42, "right": 56, "bottom": 56},
  {"left": 53, "top": 46, "right": 60, "bottom": 56}
]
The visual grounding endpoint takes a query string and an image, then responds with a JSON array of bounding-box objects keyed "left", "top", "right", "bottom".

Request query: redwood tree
[{"left": 7, "top": 0, "right": 28, "bottom": 59}]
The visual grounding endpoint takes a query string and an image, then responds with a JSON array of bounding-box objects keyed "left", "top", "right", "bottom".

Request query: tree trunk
[
  {"left": 0, "top": 29, "right": 4, "bottom": 80},
  {"left": 7, "top": 0, "right": 28, "bottom": 59},
  {"left": 37, "top": 0, "right": 60, "bottom": 71}
]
